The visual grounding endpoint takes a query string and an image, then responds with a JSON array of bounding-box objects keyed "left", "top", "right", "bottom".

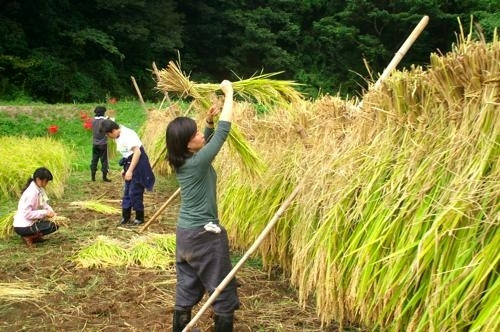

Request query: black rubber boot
[
  {"left": 118, "top": 208, "right": 131, "bottom": 225},
  {"left": 214, "top": 313, "right": 234, "bottom": 332},
  {"left": 103, "top": 172, "right": 111, "bottom": 182},
  {"left": 91, "top": 171, "right": 96, "bottom": 181},
  {"left": 172, "top": 309, "right": 191, "bottom": 332},
  {"left": 133, "top": 210, "right": 144, "bottom": 226}
]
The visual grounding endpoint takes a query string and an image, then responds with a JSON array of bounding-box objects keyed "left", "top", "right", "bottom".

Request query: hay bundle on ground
[
  {"left": 0, "top": 282, "right": 47, "bottom": 302},
  {"left": 74, "top": 235, "right": 129, "bottom": 268},
  {"left": 69, "top": 200, "right": 120, "bottom": 215},
  {"left": 129, "top": 233, "right": 176, "bottom": 269},
  {"left": 73, "top": 234, "right": 176, "bottom": 270}
]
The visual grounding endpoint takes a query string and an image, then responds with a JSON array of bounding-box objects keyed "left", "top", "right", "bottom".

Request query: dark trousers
[
  {"left": 175, "top": 226, "right": 239, "bottom": 315},
  {"left": 90, "top": 144, "right": 109, "bottom": 173},
  {"left": 14, "top": 220, "right": 58, "bottom": 237},
  {"left": 122, "top": 178, "right": 145, "bottom": 211}
]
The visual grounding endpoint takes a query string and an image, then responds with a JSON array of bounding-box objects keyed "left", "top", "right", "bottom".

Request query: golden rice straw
[
  {"left": 69, "top": 200, "right": 120, "bottom": 214},
  {"left": 0, "top": 282, "right": 47, "bottom": 301}
]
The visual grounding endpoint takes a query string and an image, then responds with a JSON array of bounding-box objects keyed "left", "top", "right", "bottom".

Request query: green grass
[
  {"left": 0, "top": 100, "right": 150, "bottom": 170},
  {"left": 0, "top": 99, "right": 156, "bottom": 215}
]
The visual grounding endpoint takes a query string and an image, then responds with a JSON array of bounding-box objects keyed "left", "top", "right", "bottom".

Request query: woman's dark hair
[
  {"left": 22, "top": 167, "right": 53, "bottom": 192},
  {"left": 94, "top": 106, "right": 106, "bottom": 116},
  {"left": 166, "top": 117, "right": 197, "bottom": 170},
  {"left": 100, "top": 119, "right": 119, "bottom": 134}
]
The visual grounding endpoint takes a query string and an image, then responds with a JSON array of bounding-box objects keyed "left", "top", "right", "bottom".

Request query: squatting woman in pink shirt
[{"left": 13, "top": 167, "right": 59, "bottom": 247}]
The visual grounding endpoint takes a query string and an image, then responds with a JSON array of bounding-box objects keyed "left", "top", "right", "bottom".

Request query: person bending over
[{"left": 101, "top": 119, "right": 155, "bottom": 226}]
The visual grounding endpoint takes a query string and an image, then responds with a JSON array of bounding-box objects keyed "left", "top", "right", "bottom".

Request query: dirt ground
[{"left": 0, "top": 171, "right": 338, "bottom": 331}]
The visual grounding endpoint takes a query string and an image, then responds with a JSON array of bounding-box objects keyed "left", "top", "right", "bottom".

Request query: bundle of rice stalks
[
  {"left": 156, "top": 60, "right": 304, "bottom": 176},
  {"left": 50, "top": 215, "right": 70, "bottom": 227},
  {"left": 74, "top": 236, "right": 129, "bottom": 268},
  {"left": 0, "top": 282, "right": 47, "bottom": 302},
  {"left": 129, "top": 234, "right": 176, "bottom": 269},
  {"left": 0, "top": 136, "right": 73, "bottom": 200},
  {"left": 69, "top": 200, "right": 120, "bottom": 215},
  {"left": 157, "top": 61, "right": 304, "bottom": 106},
  {"left": 138, "top": 107, "right": 180, "bottom": 176},
  {"left": 73, "top": 234, "right": 176, "bottom": 270},
  {"left": 0, "top": 212, "right": 15, "bottom": 239}
]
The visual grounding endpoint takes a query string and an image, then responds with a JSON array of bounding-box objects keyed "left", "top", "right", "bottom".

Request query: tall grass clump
[
  {"left": 0, "top": 136, "right": 74, "bottom": 200},
  {"left": 216, "top": 24, "right": 499, "bottom": 331}
]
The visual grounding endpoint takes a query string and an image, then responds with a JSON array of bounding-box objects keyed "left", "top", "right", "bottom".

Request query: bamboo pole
[
  {"left": 138, "top": 187, "right": 181, "bottom": 233},
  {"left": 131, "top": 76, "right": 147, "bottom": 111},
  {"left": 356, "top": 15, "right": 429, "bottom": 110},
  {"left": 373, "top": 15, "right": 429, "bottom": 90},
  {"left": 183, "top": 182, "right": 303, "bottom": 331},
  {"left": 153, "top": 61, "right": 171, "bottom": 104}
]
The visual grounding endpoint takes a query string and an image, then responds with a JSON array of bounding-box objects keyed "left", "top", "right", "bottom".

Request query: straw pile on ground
[
  {"left": 73, "top": 234, "right": 176, "bottom": 269},
  {"left": 212, "top": 32, "right": 497, "bottom": 330},
  {"left": 0, "top": 282, "right": 47, "bottom": 302}
]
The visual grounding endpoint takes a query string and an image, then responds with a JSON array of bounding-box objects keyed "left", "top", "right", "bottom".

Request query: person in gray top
[
  {"left": 166, "top": 80, "right": 239, "bottom": 332},
  {"left": 90, "top": 106, "right": 111, "bottom": 182}
]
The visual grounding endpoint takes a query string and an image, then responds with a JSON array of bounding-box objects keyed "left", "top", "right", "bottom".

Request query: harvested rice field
[{"left": 0, "top": 172, "right": 337, "bottom": 331}]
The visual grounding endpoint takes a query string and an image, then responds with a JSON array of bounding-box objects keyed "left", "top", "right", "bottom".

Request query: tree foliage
[{"left": 0, "top": 0, "right": 497, "bottom": 102}]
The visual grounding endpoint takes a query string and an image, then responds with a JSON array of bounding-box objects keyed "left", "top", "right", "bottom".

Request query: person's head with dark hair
[
  {"left": 94, "top": 106, "right": 106, "bottom": 117},
  {"left": 23, "top": 167, "right": 53, "bottom": 192},
  {"left": 166, "top": 117, "right": 200, "bottom": 170},
  {"left": 100, "top": 119, "right": 120, "bottom": 138}
]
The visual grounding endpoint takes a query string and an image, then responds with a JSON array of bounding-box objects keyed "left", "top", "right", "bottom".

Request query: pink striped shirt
[{"left": 13, "top": 181, "right": 54, "bottom": 227}]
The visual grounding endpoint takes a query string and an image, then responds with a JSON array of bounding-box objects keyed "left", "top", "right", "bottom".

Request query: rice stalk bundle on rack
[
  {"left": 216, "top": 25, "right": 499, "bottom": 331},
  {"left": 69, "top": 200, "right": 121, "bottom": 215},
  {"left": 0, "top": 136, "right": 73, "bottom": 200},
  {"left": 0, "top": 282, "right": 47, "bottom": 302},
  {"left": 156, "top": 60, "right": 304, "bottom": 177},
  {"left": 138, "top": 105, "right": 182, "bottom": 176}
]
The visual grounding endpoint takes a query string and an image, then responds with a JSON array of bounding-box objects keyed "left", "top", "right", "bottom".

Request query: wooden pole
[
  {"left": 153, "top": 61, "right": 171, "bottom": 103},
  {"left": 131, "top": 76, "right": 147, "bottom": 111},
  {"left": 183, "top": 182, "right": 303, "bottom": 332},
  {"left": 356, "top": 15, "right": 429, "bottom": 110},
  {"left": 139, "top": 187, "right": 181, "bottom": 233}
]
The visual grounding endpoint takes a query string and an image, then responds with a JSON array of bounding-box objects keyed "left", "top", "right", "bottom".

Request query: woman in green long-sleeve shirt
[{"left": 166, "top": 80, "right": 239, "bottom": 332}]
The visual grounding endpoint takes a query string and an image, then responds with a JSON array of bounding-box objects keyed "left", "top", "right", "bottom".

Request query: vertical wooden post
[
  {"left": 131, "top": 76, "right": 147, "bottom": 111},
  {"left": 153, "top": 61, "right": 171, "bottom": 103}
]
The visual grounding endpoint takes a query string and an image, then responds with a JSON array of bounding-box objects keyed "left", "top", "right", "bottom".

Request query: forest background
[{"left": 0, "top": 0, "right": 498, "bottom": 103}]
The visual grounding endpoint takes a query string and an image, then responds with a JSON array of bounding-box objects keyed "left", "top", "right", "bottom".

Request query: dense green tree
[
  {"left": 0, "top": 0, "right": 183, "bottom": 102},
  {"left": 0, "top": 0, "right": 497, "bottom": 102}
]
